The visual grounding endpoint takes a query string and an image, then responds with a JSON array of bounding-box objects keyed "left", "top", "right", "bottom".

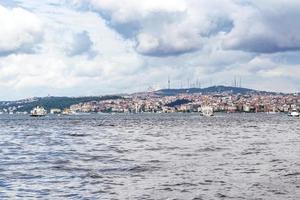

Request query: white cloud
[
  {"left": 0, "top": 0, "right": 300, "bottom": 99},
  {"left": 75, "top": 0, "right": 187, "bottom": 23},
  {"left": 0, "top": 1, "right": 144, "bottom": 99},
  {"left": 73, "top": 0, "right": 300, "bottom": 55},
  {"left": 247, "top": 56, "right": 300, "bottom": 79},
  {"left": 70, "top": 0, "right": 235, "bottom": 56},
  {"left": 0, "top": 5, "right": 43, "bottom": 54}
]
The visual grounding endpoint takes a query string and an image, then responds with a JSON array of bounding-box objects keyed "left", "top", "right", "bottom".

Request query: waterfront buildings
[
  {"left": 1, "top": 90, "right": 300, "bottom": 115},
  {"left": 68, "top": 93, "right": 300, "bottom": 114}
]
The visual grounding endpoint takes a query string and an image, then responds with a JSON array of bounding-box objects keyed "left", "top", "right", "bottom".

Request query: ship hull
[{"left": 30, "top": 114, "right": 46, "bottom": 117}]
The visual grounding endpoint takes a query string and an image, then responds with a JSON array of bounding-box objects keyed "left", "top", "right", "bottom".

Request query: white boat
[
  {"left": 50, "top": 108, "right": 61, "bottom": 114},
  {"left": 30, "top": 106, "right": 47, "bottom": 117},
  {"left": 288, "top": 109, "right": 300, "bottom": 117},
  {"left": 62, "top": 108, "right": 76, "bottom": 115},
  {"left": 201, "top": 106, "right": 214, "bottom": 117}
]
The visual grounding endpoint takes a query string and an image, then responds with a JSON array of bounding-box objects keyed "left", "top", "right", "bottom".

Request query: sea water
[{"left": 0, "top": 113, "right": 299, "bottom": 199}]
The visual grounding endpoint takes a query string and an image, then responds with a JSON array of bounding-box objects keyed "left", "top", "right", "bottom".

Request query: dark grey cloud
[
  {"left": 67, "top": 31, "right": 93, "bottom": 56},
  {"left": 223, "top": 1, "right": 300, "bottom": 53},
  {"left": 0, "top": 44, "right": 41, "bottom": 57},
  {"left": 225, "top": 36, "right": 300, "bottom": 54}
]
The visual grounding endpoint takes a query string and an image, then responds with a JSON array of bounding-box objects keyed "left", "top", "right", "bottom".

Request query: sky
[{"left": 1, "top": 0, "right": 300, "bottom": 100}]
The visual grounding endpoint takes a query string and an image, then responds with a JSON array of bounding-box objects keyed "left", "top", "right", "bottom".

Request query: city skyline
[{"left": 1, "top": 0, "right": 300, "bottom": 100}]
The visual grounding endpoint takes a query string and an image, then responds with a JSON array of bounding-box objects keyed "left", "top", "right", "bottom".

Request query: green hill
[{"left": 0, "top": 96, "right": 122, "bottom": 112}]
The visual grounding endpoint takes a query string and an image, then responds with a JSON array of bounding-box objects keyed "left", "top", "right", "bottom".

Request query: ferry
[
  {"left": 30, "top": 106, "right": 47, "bottom": 117},
  {"left": 288, "top": 109, "right": 300, "bottom": 117},
  {"left": 201, "top": 106, "right": 214, "bottom": 117}
]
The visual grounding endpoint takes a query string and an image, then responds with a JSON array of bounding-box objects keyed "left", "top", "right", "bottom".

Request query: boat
[
  {"left": 267, "top": 107, "right": 278, "bottom": 114},
  {"left": 288, "top": 109, "right": 300, "bottom": 117},
  {"left": 50, "top": 108, "right": 61, "bottom": 114},
  {"left": 62, "top": 108, "right": 75, "bottom": 115},
  {"left": 201, "top": 106, "right": 214, "bottom": 117},
  {"left": 30, "top": 106, "right": 47, "bottom": 117}
]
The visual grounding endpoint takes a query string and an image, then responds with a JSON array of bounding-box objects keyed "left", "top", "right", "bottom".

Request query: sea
[{"left": 0, "top": 113, "right": 299, "bottom": 200}]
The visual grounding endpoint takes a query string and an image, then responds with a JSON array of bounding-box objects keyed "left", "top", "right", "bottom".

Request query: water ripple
[{"left": 0, "top": 113, "right": 299, "bottom": 199}]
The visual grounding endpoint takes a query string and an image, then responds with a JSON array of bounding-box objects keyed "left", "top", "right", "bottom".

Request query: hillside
[
  {"left": 0, "top": 96, "right": 122, "bottom": 112},
  {"left": 155, "top": 85, "right": 278, "bottom": 96},
  {"left": 0, "top": 85, "right": 284, "bottom": 113}
]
